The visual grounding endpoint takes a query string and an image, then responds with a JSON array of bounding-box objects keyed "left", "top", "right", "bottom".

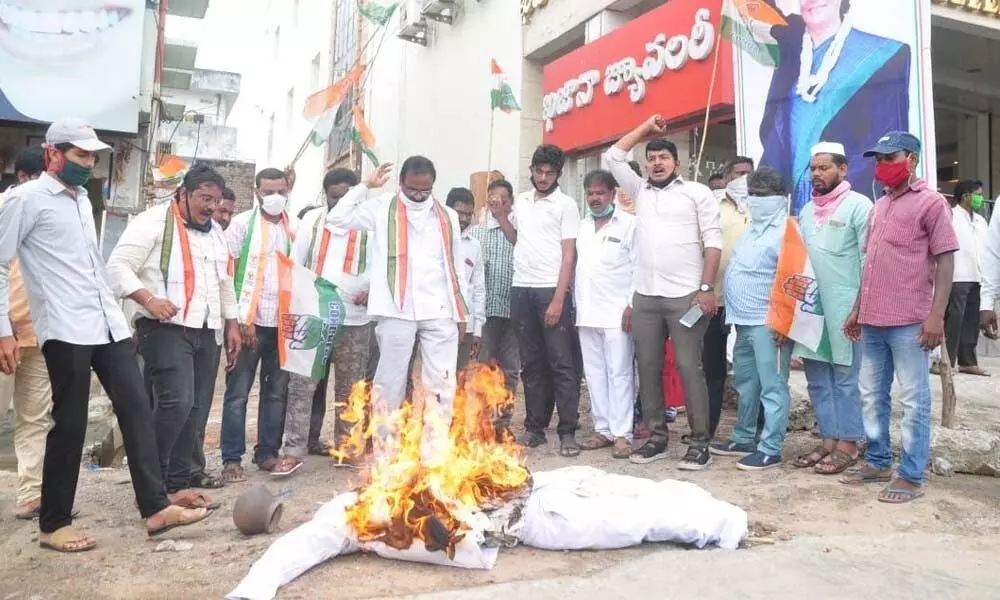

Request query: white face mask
[
  {"left": 260, "top": 193, "right": 287, "bottom": 216},
  {"left": 712, "top": 188, "right": 727, "bottom": 200}
]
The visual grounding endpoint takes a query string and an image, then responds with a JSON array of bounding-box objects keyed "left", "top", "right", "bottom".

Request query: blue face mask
[
  {"left": 589, "top": 203, "right": 615, "bottom": 219},
  {"left": 747, "top": 195, "right": 788, "bottom": 233}
]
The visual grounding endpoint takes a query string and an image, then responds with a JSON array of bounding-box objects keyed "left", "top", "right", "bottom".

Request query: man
[
  {"left": 220, "top": 168, "right": 297, "bottom": 482},
  {"left": 0, "top": 146, "right": 54, "bottom": 520},
  {"left": 711, "top": 168, "right": 792, "bottom": 470},
  {"left": 708, "top": 172, "right": 726, "bottom": 191},
  {"left": 981, "top": 194, "right": 1000, "bottom": 342},
  {"left": 792, "top": 142, "right": 871, "bottom": 475},
  {"left": 107, "top": 164, "right": 241, "bottom": 499},
  {"left": 605, "top": 115, "right": 723, "bottom": 469},
  {"left": 328, "top": 158, "right": 468, "bottom": 462},
  {"left": 447, "top": 188, "right": 486, "bottom": 372},
  {"left": 271, "top": 168, "right": 374, "bottom": 476},
  {"left": 842, "top": 131, "right": 958, "bottom": 503},
  {"left": 0, "top": 119, "right": 207, "bottom": 551},
  {"left": 575, "top": 170, "right": 637, "bottom": 460},
  {"left": 943, "top": 180, "right": 989, "bottom": 376},
  {"left": 495, "top": 145, "right": 581, "bottom": 457},
  {"left": 213, "top": 187, "right": 237, "bottom": 230}
]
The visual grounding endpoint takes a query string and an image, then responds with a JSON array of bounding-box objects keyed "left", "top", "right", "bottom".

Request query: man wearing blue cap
[{"left": 842, "top": 131, "right": 958, "bottom": 503}]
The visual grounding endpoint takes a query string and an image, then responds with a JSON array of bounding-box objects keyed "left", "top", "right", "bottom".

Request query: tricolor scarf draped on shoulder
[
  {"left": 160, "top": 201, "right": 230, "bottom": 321},
  {"left": 234, "top": 209, "right": 294, "bottom": 324},
  {"left": 386, "top": 194, "right": 467, "bottom": 320},
  {"left": 304, "top": 208, "right": 369, "bottom": 275}
]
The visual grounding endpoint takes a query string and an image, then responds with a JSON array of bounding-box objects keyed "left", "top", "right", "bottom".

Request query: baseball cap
[
  {"left": 45, "top": 118, "right": 111, "bottom": 152},
  {"left": 863, "top": 131, "right": 921, "bottom": 157}
]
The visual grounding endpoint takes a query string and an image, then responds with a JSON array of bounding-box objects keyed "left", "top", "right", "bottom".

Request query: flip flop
[
  {"left": 146, "top": 506, "right": 211, "bottom": 538},
  {"left": 559, "top": 435, "right": 581, "bottom": 458},
  {"left": 39, "top": 526, "right": 97, "bottom": 553},
  {"left": 270, "top": 457, "right": 303, "bottom": 478},
  {"left": 877, "top": 483, "right": 925, "bottom": 504},
  {"left": 169, "top": 490, "right": 220, "bottom": 510},
  {"left": 840, "top": 464, "right": 893, "bottom": 485}
]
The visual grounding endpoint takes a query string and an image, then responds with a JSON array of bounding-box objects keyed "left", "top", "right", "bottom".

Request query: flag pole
[
  {"left": 483, "top": 107, "right": 496, "bottom": 215},
  {"left": 693, "top": 33, "right": 722, "bottom": 181}
]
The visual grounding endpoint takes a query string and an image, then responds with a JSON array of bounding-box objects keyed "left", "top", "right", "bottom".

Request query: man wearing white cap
[
  {"left": 792, "top": 142, "right": 872, "bottom": 476},
  {"left": 0, "top": 119, "right": 209, "bottom": 552}
]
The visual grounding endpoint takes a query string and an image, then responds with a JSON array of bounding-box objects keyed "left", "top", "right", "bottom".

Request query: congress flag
[
  {"left": 303, "top": 64, "right": 365, "bottom": 146},
  {"left": 277, "top": 254, "right": 347, "bottom": 379},
  {"left": 766, "top": 218, "right": 832, "bottom": 361}
]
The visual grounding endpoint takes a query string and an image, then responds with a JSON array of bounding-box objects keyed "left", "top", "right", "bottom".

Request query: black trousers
[
  {"left": 40, "top": 338, "right": 169, "bottom": 533},
  {"left": 190, "top": 344, "right": 222, "bottom": 478},
  {"left": 309, "top": 330, "right": 380, "bottom": 445},
  {"left": 511, "top": 287, "right": 580, "bottom": 436},
  {"left": 945, "top": 282, "right": 982, "bottom": 367},
  {"left": 136, "top": 319, "right": 221, "bottom": 492},
  {"left": 702, "top": 308, "right": 729, "bottom": 439}
]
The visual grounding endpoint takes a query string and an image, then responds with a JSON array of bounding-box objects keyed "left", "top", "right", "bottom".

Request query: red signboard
[{"left": 541, "top": 0, "right": 733, "bottom": 153}]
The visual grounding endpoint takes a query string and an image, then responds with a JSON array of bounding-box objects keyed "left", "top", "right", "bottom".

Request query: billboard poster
[
  {"left": 0, "top": 0, "right": 146, "bottom": 133},
  {"left": 730, "top": 0, "right": 935, "bottom": 214}
]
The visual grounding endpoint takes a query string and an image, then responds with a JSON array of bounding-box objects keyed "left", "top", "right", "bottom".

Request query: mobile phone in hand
[{"left": 679, "top": 305, "right": 704, "bottom": 328}]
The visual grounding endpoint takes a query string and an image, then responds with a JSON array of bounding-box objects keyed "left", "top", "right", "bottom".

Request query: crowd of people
[{"left": 1, "top": 114, "right": 998, "bottom": 552}]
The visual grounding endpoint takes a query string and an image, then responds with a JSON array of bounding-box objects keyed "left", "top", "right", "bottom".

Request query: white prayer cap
[{"left": 811, "top": 141, "right": 846, "bottom": 157}]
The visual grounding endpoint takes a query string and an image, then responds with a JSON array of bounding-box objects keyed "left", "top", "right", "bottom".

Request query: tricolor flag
[
  {"left": 351, "top": 105, "right": 380, "bottom": 167},
  {"left": 720, "top": 0, "right": 787, "bottom": 67},
  {"left": 277, "top": 254, "right": 347, "bottom": 379},
  {"left": 303, "top": 64, "right": 365, "bottom": 146},
  {"left": 490, "top": 59, "right": 521, "bottom": 113},
  {"left": 766, "top": 218, "right": 832, "bottom": 361}
]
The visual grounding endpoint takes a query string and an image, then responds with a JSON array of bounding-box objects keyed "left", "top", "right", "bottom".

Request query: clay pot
[{"left": 232, "top": 485, "right": 283, "bottom": 536}]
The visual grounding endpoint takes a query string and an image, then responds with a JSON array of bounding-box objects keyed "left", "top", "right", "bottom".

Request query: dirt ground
[{"left": 1, "top": 359, "right": 999, "bottom": 600}]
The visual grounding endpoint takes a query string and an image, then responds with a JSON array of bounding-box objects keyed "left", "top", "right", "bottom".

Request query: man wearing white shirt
[
  {"left": 107, "top": 164, "right": 242, "bottom": 498},
  {"left": 446, "top": 188, "right": 486, "bottom": 371},
  {"left": 272, "top": 169, "right": 375, "bottom": 475},
  {"left": 494, "top": 145, "right": 582, "bottom": 457},
  {"left": 605, "top": 115, "right": 724, "bottom": 470},
  {"left": 327, "top": 158, "right": 469, "bottom": 460},
  {"left": 980, "top": 203, "right": 1000, "bottom": 341},
  {"left": 945, "top": 180, "right": 990, "bottom": 376},
  {"left": 574, "top": 170, "right": 637, "bottom": 460}
]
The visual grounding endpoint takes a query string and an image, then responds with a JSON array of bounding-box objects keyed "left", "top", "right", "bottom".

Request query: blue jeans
[
  {"left": 731, "top": 325, "right": 792, "bottom": 456},
  {"left": 803, "top": 344, "right": 864, "bottom": 442},
  {"left": 859, "top": 324, "right": 932, "bottom": 485},
  {"left": 220, "top": 326, "right": 289, "bottom": 465}
]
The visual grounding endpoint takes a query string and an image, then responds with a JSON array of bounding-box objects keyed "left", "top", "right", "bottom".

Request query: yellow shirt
[{"left": 716, "top": 196, "right": 749, "bottom": 305}]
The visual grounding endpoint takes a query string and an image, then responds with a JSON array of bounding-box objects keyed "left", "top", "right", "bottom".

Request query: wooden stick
[{"left": 939, "top": 336, "right": 957, "bottom": 428}]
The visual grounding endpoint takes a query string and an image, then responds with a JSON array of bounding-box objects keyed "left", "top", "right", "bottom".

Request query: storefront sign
[
  {"left": 541, "top": 0, "right": 733, "bottom": 152},
  {"left": 521, "top": 0, "right": 548, "bottom": 24},
  {"left": 932, "top": 0, "right": 1000, "bottom": 17}
]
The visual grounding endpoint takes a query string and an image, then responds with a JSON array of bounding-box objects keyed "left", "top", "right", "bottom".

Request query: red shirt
[{"left": 859, "top": 178, "right": 958, "bottom": 327}]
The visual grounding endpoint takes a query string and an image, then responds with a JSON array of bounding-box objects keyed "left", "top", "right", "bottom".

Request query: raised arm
[
  {"left": 604, "top": 115, "right": 667, "bottom": 203},
  {"left": 327, "top": 163, "right": 392, "bottom": 232}
]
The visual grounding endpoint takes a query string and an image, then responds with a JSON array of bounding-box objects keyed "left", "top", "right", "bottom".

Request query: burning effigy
[{"left": 227, "top": 365, "right": 748, "bottom": 600}]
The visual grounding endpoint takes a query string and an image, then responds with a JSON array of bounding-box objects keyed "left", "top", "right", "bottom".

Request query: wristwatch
[{"left": 699, "top": 283, "right": 714, "bottom": 293}]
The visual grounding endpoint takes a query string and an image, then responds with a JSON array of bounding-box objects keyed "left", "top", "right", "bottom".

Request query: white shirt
[
  {"left": 980, "top": 208, "right": 1000, "bottom": 310},
  {"left": 575, "top": 210, "right": 637, "bottom": 329},
  {"left": 327, "top": 184, "right": 468, "bottom": 323},
  {"left": 458, "top": 229, "right": 486, "bottom": 337},
  {"left": 511, "top": 187, "right": 580, "bottom": 287},
  {"left": 227, "top": 209, "right": 297, "bottom": 328},
  {"left": 106, "top": 201, "right": 238, "bottom": 334},
  {"left": 292, "top": 208, "right": 374, "bottom": 327},
  {"left": 951, "top": 206, "right": 988, "bottom": 283},
  {"left": 604, "top": 146, "right": 723, "bottom": 298},
  {"left": 0, "top": 173, "right": 131, "bottom": 346}
]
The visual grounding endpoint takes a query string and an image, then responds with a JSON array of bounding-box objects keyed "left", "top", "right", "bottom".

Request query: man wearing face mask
[
  {"left": 271, "top": 168, "right": 375, "bottom": 476},
  {"left": 107, "top": 164, "right": 242, "bottom": 498},
  {"left": 0, "top": 119, "right": 209, "bottom": 551},
  {"left": 328, "top": 158, "right": 469, "bottom": 462},
  {"left": 842, "top": 131, "right": 958, "bottom": 503},
  {"left": 220, "top": 168, "right": 298, "bottom": 482},
  {"left": 711, "top": 168, "right": 793, "bottom": 470},
  {"left": 942, "top": 180, "right": 989, "bottom": 377}
]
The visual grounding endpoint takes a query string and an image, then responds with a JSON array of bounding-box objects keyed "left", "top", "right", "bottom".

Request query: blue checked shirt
[{"left": 471, "top": 216, "right": 515, "bottom": 319}]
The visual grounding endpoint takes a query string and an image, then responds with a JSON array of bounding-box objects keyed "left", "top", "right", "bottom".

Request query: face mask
[
  {"left": 58, "top": 159, "right": 92, "bottom": 187},
  {"left": 970, "top": 194, "right": 984, "bottom": 210},
  {"left": 747, "top": 194, "right": 788, "bottom": 228},
  {"left": 589, "top": 203, "right": 614, "bottom": 219},
  {"left": 260, "top": 193, "right": 287, "bottom": 216},
  {"left": 874, "top": 161, "right": 911, "bottom": 189},
  {"left": 713, "top": 189, "right": 727, "bottom": 200},
  {"left": 726, "top": 175, "right": 750, "bottom": 212}
]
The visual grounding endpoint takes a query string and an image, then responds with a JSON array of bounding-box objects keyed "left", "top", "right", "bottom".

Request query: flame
[{"left": 332, "top": 363, "right": 530, "bottom": 559}]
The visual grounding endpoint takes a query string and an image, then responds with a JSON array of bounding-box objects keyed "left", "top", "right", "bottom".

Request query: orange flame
[{"left": 332, "top": 364, "right": 529, "bottom": 559}]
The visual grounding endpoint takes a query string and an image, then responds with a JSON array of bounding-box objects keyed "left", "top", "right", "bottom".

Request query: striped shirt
[
  {"left": 471, "top": 216, "right": 515, "bottom": 319},
  {"left": 724, "top": 219, "right": 784, "bottom": 326},
  {"left": 859, "top": 179, "right": 959, "bottom": 327},
  {"left": 226, "top": 210, "right": 294, "bottom": 328}
]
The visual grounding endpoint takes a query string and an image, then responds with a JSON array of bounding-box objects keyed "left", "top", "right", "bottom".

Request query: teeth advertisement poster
[{"left": 0, "top": 0, "right": 146, "bottom": 132}]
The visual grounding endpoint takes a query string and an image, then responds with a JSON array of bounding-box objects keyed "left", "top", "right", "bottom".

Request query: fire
[{"left": 332, "top": 363, "right": 531, "bottom": 559}]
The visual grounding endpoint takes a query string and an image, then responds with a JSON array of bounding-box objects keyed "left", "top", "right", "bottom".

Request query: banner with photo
[
  {"left": 730, "top": 0, "right": 935, "bottom": 214},
  {"left": 0, "top": 0, "right": 146, "bottom": 132}
]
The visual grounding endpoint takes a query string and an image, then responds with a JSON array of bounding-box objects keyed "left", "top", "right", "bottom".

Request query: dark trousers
[
  {"left": 511, "top": 287, "right": 580, "bottom": 436},
  {"left": 703, "top": 308, "right": 729, "bottom": 439},
  {"left": 308, "top": 323, "right": 379, "bottom": 446},
  {"left": 945, "top": 281, "right": 982, "bottom": 367},
  {"left": 220, "top": 326, "right": 289, "bottom": 465},
  {"left": 190, "top": 344, "right": 222, "bottom": 477},
  {"left": 136, "top": 319, "right": 220, "bottom": 492},
  {"left": 40, "top": 339, "right": 168, "bottom": 533}
]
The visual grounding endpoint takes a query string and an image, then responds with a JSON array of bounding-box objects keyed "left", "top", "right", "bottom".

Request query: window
[{"left": 310, "top": 53, "right": 321, "bottom": 93}]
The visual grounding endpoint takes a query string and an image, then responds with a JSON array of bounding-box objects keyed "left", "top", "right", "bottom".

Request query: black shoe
[
  {"left": 678, "top": 445, "right": 712, "bottom": 471},
  {"left": 519, "top": 431, "right": 547, "bottom": 448},
  {"left": 629, "top": 439, "right": 668, "bottom": 464}
]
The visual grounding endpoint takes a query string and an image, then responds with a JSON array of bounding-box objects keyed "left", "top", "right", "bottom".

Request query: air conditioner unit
[
  {"left": 398, "top": 0, "right": 429, "bottom": 46},
  {"left": 421, "top": 0, "right": 457, "bottom": 24}
]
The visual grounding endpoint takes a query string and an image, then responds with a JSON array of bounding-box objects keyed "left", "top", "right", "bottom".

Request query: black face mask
[
  {"left": 181, "top": 197, "right": 213, "bottom": 233},
  {"left": 648, "top": 174, "right": 677, "bottom": 189}
]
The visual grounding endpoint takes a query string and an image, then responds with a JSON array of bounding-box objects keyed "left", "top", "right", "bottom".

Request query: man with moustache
[
  {"left": 272, "top": 168, "right": 375, "bottom": 475},
  {"left": 107, "top": 164, "right": 242, "bottom": 499},
  {"left": 220, "top": 168, "right": 298, "bottom": 482},
  {"left": 213, "top": 187, "right": 237, "bottom": 230},
  {"left": 605, "top": 115, "right": 723, "bottom": 469},
  {"left": 791, "top": 142, "right": 871, "bottom": 475}
]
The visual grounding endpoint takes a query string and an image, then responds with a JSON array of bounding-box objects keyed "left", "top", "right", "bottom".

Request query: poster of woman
[{"left": 731, "top": 0, "right": 935, "bottom": 214}]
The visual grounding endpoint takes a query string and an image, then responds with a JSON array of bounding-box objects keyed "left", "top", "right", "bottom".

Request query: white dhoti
[{"left": 578, "top": 326, "right": 635, "bottom": 440}]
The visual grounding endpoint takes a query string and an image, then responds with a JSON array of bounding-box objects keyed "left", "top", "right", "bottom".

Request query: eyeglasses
[
  {"left": 531, "top": 167, "right": 558, "bottom": 179},
  {"left": 401, "top": 184, "right": 433, "bottom": 201},
  {"left": 192, "top": 193, "right": 220, "bottom": 205}
]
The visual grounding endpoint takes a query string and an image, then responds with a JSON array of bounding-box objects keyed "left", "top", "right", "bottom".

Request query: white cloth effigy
[{"left": 226, "top": 467, "right": 749, "bottom": 600}]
